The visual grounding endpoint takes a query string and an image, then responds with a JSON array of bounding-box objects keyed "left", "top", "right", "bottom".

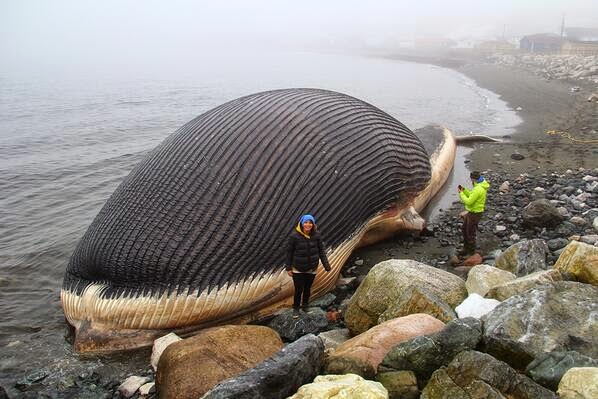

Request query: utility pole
[{"left": 560, "top": 13, "right": 565, "bottom": 38}]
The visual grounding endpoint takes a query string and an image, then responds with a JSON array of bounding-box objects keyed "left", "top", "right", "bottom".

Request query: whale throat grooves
[{"left": 62, "top": 88, "right": 431, "bottom": 331}]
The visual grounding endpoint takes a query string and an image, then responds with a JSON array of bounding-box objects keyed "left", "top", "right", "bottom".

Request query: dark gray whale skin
[{"left": 62, "top": 88, "right": 432, "bottom": 349}]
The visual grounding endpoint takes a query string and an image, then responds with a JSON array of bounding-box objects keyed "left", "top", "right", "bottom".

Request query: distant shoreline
[{"left": 383, "top": 51, "right": 598, "bottom": 174}]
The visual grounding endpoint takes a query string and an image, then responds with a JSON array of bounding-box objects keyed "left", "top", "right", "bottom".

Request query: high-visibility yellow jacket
[{"left": 459, "top": 179, "right": 490, "bottom": 213}]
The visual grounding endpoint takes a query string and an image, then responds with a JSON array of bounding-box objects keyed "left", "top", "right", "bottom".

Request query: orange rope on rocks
[{"left": 546, "top": 130, "right": 598, "bottom": 144}]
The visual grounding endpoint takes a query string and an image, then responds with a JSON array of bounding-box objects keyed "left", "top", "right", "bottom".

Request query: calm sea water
[{"left": 0, "top": 52, "right": 520, "bottom": 390}]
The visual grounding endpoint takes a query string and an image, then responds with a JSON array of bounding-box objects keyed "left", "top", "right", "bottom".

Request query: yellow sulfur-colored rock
[
  {"left": 289, "top": 374, "right": 388, "bottom": 399},
  {"left": 554, "top": 241, "right": 598, "bottom": 286},
  {"left": 557, "top": 367, "right": 598, "bottom": 399}
]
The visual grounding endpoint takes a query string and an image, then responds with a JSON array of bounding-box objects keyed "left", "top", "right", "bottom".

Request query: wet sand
[{"left": 460, "top": 62, "right": 598, "bottom": 174}]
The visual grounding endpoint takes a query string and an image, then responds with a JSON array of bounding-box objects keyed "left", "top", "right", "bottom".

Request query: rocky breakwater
[{"left": 487, "top": 53, "right": 598, "bottom": 88}]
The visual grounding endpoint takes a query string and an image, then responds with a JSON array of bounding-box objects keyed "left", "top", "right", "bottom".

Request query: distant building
[
  {"left": 413, "top": 37, "right": 457, "bottom": 50},
  {"left": 520, "top": 33, "right": 564, "bottom": 53},
  {"left": 561, "top": 40, "right": 598, "bottom": 56},
  {"left": 565, "top": 27, "right": 598, "bottom": 42},
  {"left": 475, "top": 40, "right": 516, "bottom": 53}
]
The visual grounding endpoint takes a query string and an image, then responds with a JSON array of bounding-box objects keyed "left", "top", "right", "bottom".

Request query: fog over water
[{"left": 1, "top": 0, "right": 597, "bottom": 77}]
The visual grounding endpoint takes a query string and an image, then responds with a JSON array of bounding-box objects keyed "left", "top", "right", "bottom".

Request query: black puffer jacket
[{"left": 286, "top": 230, "right": 331, "bottom": 273}]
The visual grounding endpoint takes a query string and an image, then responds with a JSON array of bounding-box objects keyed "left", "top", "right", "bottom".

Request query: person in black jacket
[{"left": 286, "top": 214, "right": 331, "bottom": 317}]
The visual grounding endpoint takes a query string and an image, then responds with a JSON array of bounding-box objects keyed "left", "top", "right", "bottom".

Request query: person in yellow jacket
[{"left": 458, "top": 171, "right": 490, "bottom": 256}]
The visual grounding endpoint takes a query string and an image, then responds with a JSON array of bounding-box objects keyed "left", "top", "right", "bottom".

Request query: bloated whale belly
[{"left": 61, "top": 88, "right": 454, "bottom": 352}]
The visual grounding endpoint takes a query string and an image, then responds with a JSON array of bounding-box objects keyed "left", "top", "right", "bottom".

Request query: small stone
[
  {"left": 511, "top": 153, "right": 525, "bottom": 160},
  {"left": 580, "top": 235, "right": 598, "bottom": 245},
  {"left": 118, "top": 376, "right": 151, "bottom": 398},
  {"left": 509, "top": 234, "right": 520, "bottom": 241},
  {"left": 455, "top": 294, "right": 501, "bottom": 319},
  {"left": 318, "top": 329, "right": 351, "bottom": 352},
  {"left": 139, "top": 382, "right": 155, "bottom": 396},
  {"left": 354, "top": 259, "right": 364, "bottom": 266},
  {"left": 151, "top": 333, "right": 182, "bottom": 371},
  {"left": 336, "top": 276, "right": 356, "bottom": 288},
  {"left": 15, "top": 370, "right": 49, "bottom": 391},
  {"left": 499, "top": 181, "right": 510, "bottom": 193},
  {"left": 462, "top": 253, "right": 483, "bottom": 267}
]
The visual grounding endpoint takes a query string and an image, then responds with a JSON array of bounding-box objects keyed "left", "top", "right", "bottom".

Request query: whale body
[{"left": 61, "top": 88, "right": 455, "bottom": 352}]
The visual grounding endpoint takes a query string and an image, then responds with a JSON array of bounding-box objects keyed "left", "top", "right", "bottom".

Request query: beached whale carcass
[{"left": 61, "top": 88, "right": 457, "bottom": 352}]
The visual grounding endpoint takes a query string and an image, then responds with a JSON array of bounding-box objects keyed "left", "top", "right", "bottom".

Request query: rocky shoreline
[
  {"left": 486, "top": 53, "right": 598, "bottom": 88},
  {"left": 6, "top": 166, "right": 597, "bottom": 398},
  {"left": 3, "top": 56, "right": 598, "bottom": 398}
]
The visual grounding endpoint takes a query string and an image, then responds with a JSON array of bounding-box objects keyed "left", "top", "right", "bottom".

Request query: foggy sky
[{"left": 1, "top": 0, "right": 597, "bottom": 75}]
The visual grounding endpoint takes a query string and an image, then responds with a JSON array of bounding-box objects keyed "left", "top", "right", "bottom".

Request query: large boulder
[
  {"left": 421, "top": 351, "right": 557, "bottom": 399},
  {"left": 522, "top": 199, "right": 564, "bottom": 228},
  {"left": 378, "top": 285, "right": 457, "bottom": 324},
  {"left": 525, "top": 351, "right": 598, "bottom": 391},
  {"left": 557, "top": 367, "right": 598, "bottom": 399},
  {"left": 376, "top": 371, "right": 419, "bottom": 399},
  {"left": 156, "top": 325, "right": 283, "bottom": 399},
  {"left": 201, "top": 334, "right": 324, "bottom": 399},
  {"left": 288, "top": 374, "right": 388, "bottom": 399},
  {"left": 345, "top": 260, "right": 466, "bottom": 335},
  {"left": 325, "top": 314, "right": 445, "bottom": 378},
  {"left": 485, "top": 269, "right": 563, "bottom": 301},
  {"left": 553, "top": 240, "right": 598, "bottom": 286},
  {"left": 268, "top": 307, "right": 329, "bottom": 341},
  {"left": 482, "top": 281, "right": 598, "bottom": 369},
  {"left": 465, "top": 264, "right": 516, "bottom": 296},
  {"left": 379, "top": 318, "right": 482, "bottom": 382},
  {"left": 494, "top": 239, "right": 549, "bottom": 277}
]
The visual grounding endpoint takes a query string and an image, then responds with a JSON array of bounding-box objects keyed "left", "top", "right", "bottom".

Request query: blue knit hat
[{"left": 299, "top": 214, "right": 315, "bottom": 225}]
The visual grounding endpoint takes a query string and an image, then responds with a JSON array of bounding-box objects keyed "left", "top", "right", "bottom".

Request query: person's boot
[
  {"left": 301, "top": 304, "right": 311, "bottom": 314},
  {"left": 292, "top": 308, "right": 300, "bottom": 319},
  {"left": 458, "top": 242, "right": 474, "bottom": 257}
]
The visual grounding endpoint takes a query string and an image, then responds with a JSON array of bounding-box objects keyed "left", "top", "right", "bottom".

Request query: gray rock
[
  {"left": 482, "top": 281, "right": 598, "bottom": 369},
  {"left": 421, "top": 351, "right": 557, "bottom": 399},
  {"left": 201, "top": 334, "right": 324, "bottom": 399},
  {"left": 268, "top": 308, "right": 329, "bottom": 342},
  {"left": 15, "top": 370, "right": 49, "bottom": 391},
  {"left": 317, "top": 328, "right": 350, "bottom": 352},
  {"left": 310, "top": 293, "right": 336, "bottom": 308},
  {"left": 522, "top": 199, "right": 564, "bottom": 228},
  {"left": 379, "top": 318, "right": 482, "bottom": 382},
  {"left": 579, "top": 234, "right": 598, "bottom": 245},
  {"left": 547, "top": 238, "right": 569, "bottom": 251},
  {"left": 376, "top": 371, "right": 419, "bottom": 399},
  {"left": 525, "top": 351, "right": 598, "bottom": 391},
  {"left": 494, "top": 239, "right": 549, "bottom": 277}
]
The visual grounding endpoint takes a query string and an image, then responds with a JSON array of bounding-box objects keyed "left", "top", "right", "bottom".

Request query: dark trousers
[
  {"left": 461, "top": 211, "right": 483, "bottom": 253},
  {"left": 292, "top": 272, "right": 316, "bottom": 310}
]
